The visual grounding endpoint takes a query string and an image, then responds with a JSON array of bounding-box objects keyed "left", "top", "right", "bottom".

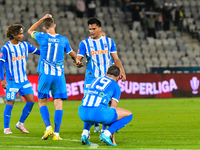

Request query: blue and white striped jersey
[
  {"left": 32, "top": 32, "right": 72, "bottom": 76},
  {"left": 0, "top": 41, "right": 39, "bottom": 83},
  {"left": 77, "top": 36, "right": 117, "bottom": 78},
  {"left": 82, "top": 76, "right": 121, "bottom": 107}
]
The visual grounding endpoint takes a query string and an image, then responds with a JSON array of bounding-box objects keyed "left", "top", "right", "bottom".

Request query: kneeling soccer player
[{"left": 78, "top": 65, "right": 133, "bottom": 146}]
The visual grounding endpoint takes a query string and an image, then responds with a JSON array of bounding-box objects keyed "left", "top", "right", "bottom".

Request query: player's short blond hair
[{"left": 43, "top": 17, "right": 54, "bottom": 29}]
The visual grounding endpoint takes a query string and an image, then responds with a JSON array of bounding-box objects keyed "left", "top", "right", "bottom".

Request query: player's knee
[
  {"left": 126, "top": 110, "right": 132, "bottom": 116},
  {"left": 38, "top": 98, "right": 47, "bottom": 107},
  {"left": 25, "top": 94, "right": 35, "bottom": 102},
  {"left": 6, "top": 100, "right": 15, "bottom": 106}
]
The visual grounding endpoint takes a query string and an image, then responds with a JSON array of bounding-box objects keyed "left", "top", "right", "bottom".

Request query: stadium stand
[{"left": 0, "top": 0, "right": 200, "bottom": 74}]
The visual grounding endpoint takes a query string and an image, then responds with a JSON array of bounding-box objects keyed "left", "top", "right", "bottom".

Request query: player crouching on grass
[{"left": 78, "top": 65, "right": 133, "bottom": 146}]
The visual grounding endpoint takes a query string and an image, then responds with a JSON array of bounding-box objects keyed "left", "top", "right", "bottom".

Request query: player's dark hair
[
  {"left": 43, "top": 17, "right": 54, "bottom": 29},
  {"left": 107, "top": 65, "right": 120, "bottom": 77},
  {"left": 87, "top": 18, "right": 101, "bottom": 27},
  {"left": 5, "top": 24, "right": 24, "bottom": 40}
]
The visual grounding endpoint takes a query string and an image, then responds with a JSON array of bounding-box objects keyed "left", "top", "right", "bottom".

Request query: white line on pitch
[{"left": 0, "top": 135, "right": 99, "bottom": 149}]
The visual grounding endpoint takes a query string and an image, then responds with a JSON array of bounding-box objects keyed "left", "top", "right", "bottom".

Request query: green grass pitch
[{"left": 0, "top": 98, "right": 200, "bottom": 150}]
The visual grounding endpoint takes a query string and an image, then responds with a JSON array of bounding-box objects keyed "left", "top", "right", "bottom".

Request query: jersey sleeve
[
  {"left": 26, "top": 42, "right": 40, "bottom": 55},
  {"left": 0, "top": 47, "right": 7, "bottom": 62},
  {"left": 77, "top": 41, "right": 86, "bottom": 57},
  {"left": 0, "top": 60, "right": 5, "bottom": 80},
  {"left": 0, "top": 47, "right": 7, "bottom": 81},
  {"left": 64, "top": 38, "right": 73, "bottom": 54},
  {"left": 110, "top": 39, "right": 117, "bottom": 53},
  {"left": 31, "top": 31, "right": 44, "bottom": 45},
  {"left": 112, "top": 83, "right": 121, "bottom": 103}
]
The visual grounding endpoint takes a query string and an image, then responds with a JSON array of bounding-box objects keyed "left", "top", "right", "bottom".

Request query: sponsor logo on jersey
[
  {"left": 104, "top": 44, "right": 108, "bottom": 49},
  {"left": 0, "top": 52, "right": 3, "bottom": 57},
  {"left": 12, "top": 55, "right": 25, "bottom": 61},
  {"left": 91, "top": 50, "right": 108, "bottom": 55}
]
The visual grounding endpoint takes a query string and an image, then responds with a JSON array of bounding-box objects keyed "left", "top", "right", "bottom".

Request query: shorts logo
[
  {"left": 23, "top": 83, "right": 32, "bottom": 88},
  {"left": 91, "top": 50, "right": 108, "bottom": 55},
  {"left": 9, "top": 88, "right": 19, "bottom": 92},
  {"left": 12, "top": 55, "right": 25, "bottom": 61},
  {"left": 0, "top": 52, "right": 3, "bottom": 57}
]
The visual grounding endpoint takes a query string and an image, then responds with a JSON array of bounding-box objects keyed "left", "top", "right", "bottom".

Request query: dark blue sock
[
  {"left": 54, "top": 110, "right": 63, "bottom": 133},
  {"left": 107, "top": 114, "right": 133, "bottom": 134},
  {"left": 102, "top": 124, "right": 107, "bottom": 130},
  {"left": 40, "top": 106, "right": 51, "bottom": 127},
  {"left": 83, "top": 122, "right": 92, "bottom": 130},
  {"left": 19, "top": 102, "right": 34, "bottom": 123},
  {"left": 94, "top": 123, "right": 99, "bottom": 127},
  {"left": 4, "top": 104, "right": 13, "bottom": 128}
]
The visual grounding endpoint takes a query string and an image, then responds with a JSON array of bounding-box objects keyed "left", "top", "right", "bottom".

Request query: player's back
[
  {"left": 35, "top": 32, "right": 72, "bottom": 76},
  {"left": 38, "top": 33, "right": 69, "bottom": 63},
  {"left": 82, "top": 76, "right": 121, "bottom": 107}
]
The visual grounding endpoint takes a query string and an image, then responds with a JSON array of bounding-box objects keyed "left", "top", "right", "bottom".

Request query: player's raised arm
[{"left": 28, "top": 14, "right": 52, "bottom": 35}]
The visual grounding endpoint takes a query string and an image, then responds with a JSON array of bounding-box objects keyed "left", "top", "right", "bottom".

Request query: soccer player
[
  {"left": 78, "top": 65, "right": 133, "bottom": 146},
  {"left": 28, "top": 14, "right": 78, "bottom": 140},
  {"left": 76, "top": 18, "right": 126, "bottom": 135},
  {"left": 0, "top": 24, "right": 40, "bottom": 134}
]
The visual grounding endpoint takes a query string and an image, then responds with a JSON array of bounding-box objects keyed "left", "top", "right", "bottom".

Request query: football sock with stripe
[
  {"left": 19, "top": 102, "right": 34, "bottom": 123},
  {"left": 4, "top": 104, "right": 13, "bottom": 128}
]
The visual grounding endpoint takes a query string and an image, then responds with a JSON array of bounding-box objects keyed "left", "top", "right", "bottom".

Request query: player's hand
[
  {"left": 120, "top": 72, "right": 126, "bottom": 82},
  {"left": 1, "top": 79, "right": 8, "bottom": 89},
  {"left": 76, "top": 61, "right": 84, "bottom": 68},
  {"left": 43, "top": 14, "right": 52, "bottom": 20}
]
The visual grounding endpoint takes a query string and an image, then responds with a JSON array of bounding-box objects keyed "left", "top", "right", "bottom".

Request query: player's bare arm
[
  {"left": 28, "top": 14, "right": 52, "bottom": 35},
  {"left": 1, "top": 80, "right": 8, "bottom": 89},
  {"left": 111, "top": 53, "right": 126, "bottom": 81},
  {"left": 76, "top": 55, "right": 84, "bottom": 68},
  {"left": 69, "top": 51, "right": 78, "bottom": 64}
]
